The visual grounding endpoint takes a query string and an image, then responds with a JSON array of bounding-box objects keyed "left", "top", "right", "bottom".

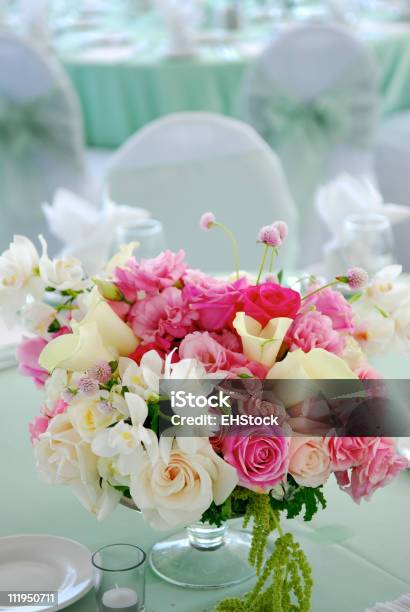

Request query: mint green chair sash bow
[
  {"left": 240, "top": 32, "right": 379, "bottom": 264},
  {"left": 0, "top": 96, "right": 52, "bottom": 156}
]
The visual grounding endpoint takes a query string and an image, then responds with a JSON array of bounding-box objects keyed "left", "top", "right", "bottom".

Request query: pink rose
[
  {"left": 29, "top": 415, "right": 49, "bottom": 444},
  {"left": 336, "top": 437, "right": 408, "bottom": 502},
  {"left": 115, "top": 250, "right": 187, "bottom": 300},
  {"left": 17, "top": 336, "right": 49, "bottom": 388},
  {"left": 179, "top": 331, "right": 267, "bottom": 378},
  {"left": 304, "top": 287, "right": 354, "bottom": 333},
  {"left": 286, "top": 310, "right": 345, "bottom": 355},
  {"left": 222, "top": 427, "right": 288, "bottom": 492},
  {"left": 130, "top": 287, "right": 197, "bottom": 349},
  {"left": 183, "top": 277, "right": 248, "bottom": 331},
  {"left": 326, "top": 437, "right": 368, "bottom": 470},
  {"left": 244, "top": 283, "right": 301, "bottom": 327},
  {"left": 288, "top": 436, "right": 332, "bottom": 487}
]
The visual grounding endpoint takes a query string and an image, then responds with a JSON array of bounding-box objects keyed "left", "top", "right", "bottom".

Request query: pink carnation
[
  {"left": 287, "top": 310, "right": 345, "bottom": 355},
  {"left": 130, "top": 287, "right": 197, "bottom": 350},
  {"left": 179, "top": 331, "right": 267, "bottom": 378},
  {"left": 304, "top": 287, "right": 354, "bottom": 333},
  {"left": 115, "top": 250, "right": 187, "bottom": 300},
  {"left": 17, "top": 336, "right": 49, "bottom": 388},
  {"left": 210, "top": 330, "right": 242, "bottom": 352},
  {"left": 222, "top": 427, "right": 288, "bottom": 492},
  {"left": 29, "top": 415, "right": 49, "bottom": 444},
  {"left": 336, "top": 437, "right": 408, "bottom": 502},
  {"left": 183, "top": 277, "right": 248, "bottom": 332}
]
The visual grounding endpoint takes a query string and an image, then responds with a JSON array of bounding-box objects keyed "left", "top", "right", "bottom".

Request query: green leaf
[
  {"left": 201, "top": 498, "right": 232, "bottom": 527},
  {"left": 270, "top": 480, "right": 327, "bottom": 522},
  {"left": 277, "top": 269, "right": 284, "bottom": 285},
  {"left": 110, "top": 484, "right": 131, "bottom": 498},
  {"left": 348, "top": 291, "right": 363, "bottom": 303},
  {"left": 47, "top": 319, "right": 61, "bottom": 334},
  {"left": 109, "top": 360, "right": 118, "bottom": 374},
  {"left": 374, "top": 304, "right": 389, "bottom": 318},
  {"left": 148, "top": 402, "right": 160, "bottom": 434}
]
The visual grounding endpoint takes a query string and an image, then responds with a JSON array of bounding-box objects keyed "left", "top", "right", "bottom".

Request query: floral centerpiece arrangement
[{"left": 1, "top": 216, "right": 408, "bottom": 611}]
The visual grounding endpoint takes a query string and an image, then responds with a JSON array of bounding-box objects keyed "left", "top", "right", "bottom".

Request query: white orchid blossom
[
  {"left": 38, "top": 236, "right": 89, "bottom": 292},
  {"left": 0, "top": 236, "right": 44, "bottom": 326},
  {"left": 119, "top": 350, "right": 163, "bottom": 401}
]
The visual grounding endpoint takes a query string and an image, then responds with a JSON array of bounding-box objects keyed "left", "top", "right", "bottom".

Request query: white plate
[{"left": 0, "top": 535, "right": 93, "bottom": 611}]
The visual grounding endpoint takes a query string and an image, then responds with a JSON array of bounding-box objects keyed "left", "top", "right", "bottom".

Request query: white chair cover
[
  {"left": 375, "top": 111, "right": 410, "bottom": 271},
  {"left": 0, "top": 31, "right": 86, "bottom": 253},
  {"left": 240, "top": 24, "right": 379, "bottom": 265},
  {"left": 106, "top": 112, "right": 298, "bottom": 272}
]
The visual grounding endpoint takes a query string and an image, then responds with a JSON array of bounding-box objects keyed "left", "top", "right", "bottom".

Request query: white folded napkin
[
  {"left": 43, "top": 189, "right": 149, "bottom": 274},
  {"left": 366, "top": 593, "right": 410, "bottom": 611},
  {"left": 315, "top": 174, "right": 410, "bottom": 277},
  {"left": 154, "top": 0, "right": 201, "bottom": 55}
]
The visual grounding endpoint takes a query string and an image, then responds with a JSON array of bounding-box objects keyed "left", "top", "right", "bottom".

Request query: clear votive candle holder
[{"left": 92, "top": 544, "right": 146, "bottom": 612}]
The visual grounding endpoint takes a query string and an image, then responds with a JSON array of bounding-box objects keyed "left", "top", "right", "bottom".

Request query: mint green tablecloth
[
  {"left": 1, "top": 366, "right": 409, "bottom": 612},
  {"left": 58, "top": 17, "right": 410, "bottom": 148}
]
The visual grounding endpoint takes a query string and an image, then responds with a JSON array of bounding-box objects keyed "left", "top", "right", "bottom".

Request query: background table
[
  {"left": 1, "top": 364, "right": 409, "bottom": 612},
  {"left": 55, "top": 15, "right": 410, "bottom": 148}
]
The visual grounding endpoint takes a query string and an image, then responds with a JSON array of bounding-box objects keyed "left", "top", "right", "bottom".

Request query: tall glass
[
  {"left": 92, "top": 544, "right": 146, "bottom": 612},
  {"left": 341, "top": 213, "right": 394, "bottom": 275},
  {"left": 111, "top": 219, "right": 166, "bottom": 261}
]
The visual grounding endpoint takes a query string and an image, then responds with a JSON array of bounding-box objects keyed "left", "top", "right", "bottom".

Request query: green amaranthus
[{"left": 207, "top": 483, "right": 326, "bottom": 612}]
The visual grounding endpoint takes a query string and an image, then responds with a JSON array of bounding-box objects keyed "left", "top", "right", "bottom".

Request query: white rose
[
  {"left": 35, "top": 412, "right": 121, "bottom": 520},
  {"left": 70, "top": 479, "right": 122, "bottom": 521},
  {"left": 0, "top": 235, "right": 43, "bottom": 326},
  {"left": 130, "top": 437, "right": 238, "bottom": 530},
  {"left": 288, "top": 436, "right": 331, "bottom": 487},
  {"left": 35, "top": 413, "right": 97, "bottom": 485}
]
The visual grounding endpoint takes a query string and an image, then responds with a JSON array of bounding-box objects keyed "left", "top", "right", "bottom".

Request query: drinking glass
[
  {"left": 111, "top": 219, "right": 166, "bottom": 261},
  {"left": 341, "top": 213, "right": 394, "bottom": 275},
  {"left": 92, "top": 544, "right": 146, "bottom": 612}
]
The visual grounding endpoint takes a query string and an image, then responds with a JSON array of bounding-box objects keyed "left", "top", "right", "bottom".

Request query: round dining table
[
  {"left": 54, "top": 10, "right": 410, "bottom": 149},
  {"left": 1, "top": 354, "right": 409, "bottom": 612}
]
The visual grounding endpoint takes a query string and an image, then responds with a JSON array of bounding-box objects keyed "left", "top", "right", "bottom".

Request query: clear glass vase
[{"left": 149, "top": 521, "right": 256, "bottom": 589}]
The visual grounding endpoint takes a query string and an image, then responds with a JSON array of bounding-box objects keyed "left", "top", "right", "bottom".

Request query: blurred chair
[
  {"left": 0, "top": 31, "right": 86, "bottom": 253},
  {"left": 240, "top": 24, "right": 379, "bottom": 265},
  {"left": 105, "top": 112, "right": 298, "bottom": 272},
  {"left": 375, "top": 113, "right": 410, "bottom": 271}
]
